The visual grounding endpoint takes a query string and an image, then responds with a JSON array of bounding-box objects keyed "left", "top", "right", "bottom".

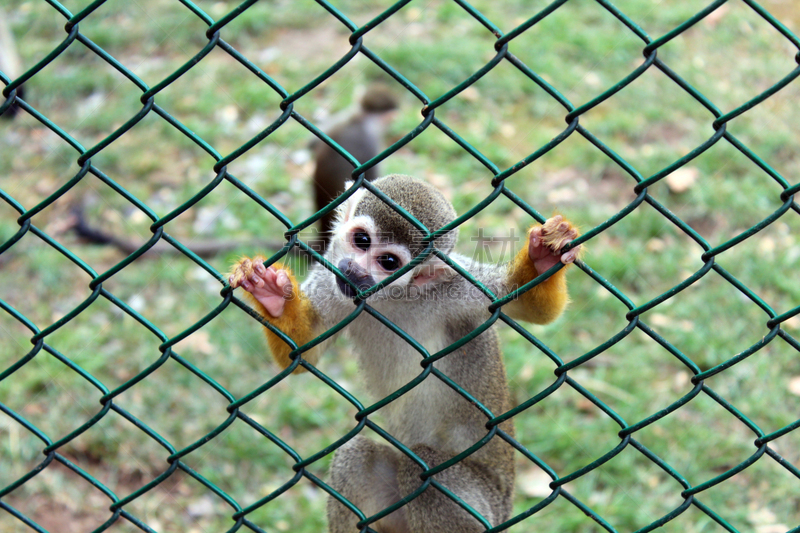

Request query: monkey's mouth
[
  {"left": 335, "top": 259, "right": 375, "bottom": 299},
  {"left": 336, "top": 277, "right": 356, "bottom": 299}
]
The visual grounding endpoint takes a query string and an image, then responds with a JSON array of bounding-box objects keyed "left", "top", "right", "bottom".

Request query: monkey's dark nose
[{"left": 336, "top": 259, "right": 376, "bottom": 299}]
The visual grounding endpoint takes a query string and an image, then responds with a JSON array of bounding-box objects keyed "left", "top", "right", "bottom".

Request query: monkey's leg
[
  {"left": 327, "top": 436, "right": 409, "bottom": 533},
  {"left": 396, "top": 445, "right": 510, "bottom": 533}
]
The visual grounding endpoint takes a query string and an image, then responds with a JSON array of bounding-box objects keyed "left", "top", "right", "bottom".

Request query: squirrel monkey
[
  {"left": 229, "top": 175, "right": 581, "bottom": 532},
  {"left": 312, "top": 84, "right": 398, "bottom": 244}
]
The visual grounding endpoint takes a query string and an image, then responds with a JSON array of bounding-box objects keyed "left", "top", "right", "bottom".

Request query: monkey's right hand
[
  {"left": 528, "top": 215, "right": 580, "bottom": 274},
  {"left": 229, "top": 258, "right": 293, "bottom": 318}
]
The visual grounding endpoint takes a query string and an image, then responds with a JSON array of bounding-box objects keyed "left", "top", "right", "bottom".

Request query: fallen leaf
[
  {"left": 575, "top": 397, "right": 595, "bottom": 413},
  {"left": 500, "top": 123, "right": 516, "bottom": 139},
  {"left": 646, "top": 238, "right": 666, "bottom": 252},
  {"left": 758, "top": 237, "right": 776, "bottom": 255},
  {"left": 756, "top": 526, "right": 789, "bottom": 533},
  {"left": 405, "top": 7, "right": 421, "bottom": 21},
  {"left": 788, "top": 376, "right": 800, "bottom": 396},
  {"left": 584, "top": 71, "right": 602, "bottom": 88},
  {"left": 649, "top": 313, "right": 673, "bottom": 327},
  {"left": 666, "top": 167, "right": 699, "bottom": 193},
  {"left": 461, "top": 86, "right": 480, "bottom": 102},
  {"left": 546, "top": 187, "right": 577, "bottom": 203},
  {"left": 516, "top": 467, "right": 553, "bottom": 498},
  {"left": 703, "top": 4, "right": 730, "bottom": 27},
  {"left": 674, "top": 371, "right": 690, "bottom": 389},
  {"left": 518, "top": 363, "right": 534, "bottom": 381},
  {"left": 179, "top": 331, "right": 214, "bottom": 355},
  {"left": 186, "top": 496, "right": 215, "bottom": 518}
]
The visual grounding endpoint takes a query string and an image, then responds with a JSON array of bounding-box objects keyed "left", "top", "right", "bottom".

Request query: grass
[{"left": 1, "top": 0, "right": 799, "bottom": 532}]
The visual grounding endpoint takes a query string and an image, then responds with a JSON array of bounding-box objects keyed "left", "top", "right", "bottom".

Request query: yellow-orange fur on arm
[
  {"left": 229, "top": 257, "right": 322, "bottom": 372},
  {"left": 502, "top": 226, "right": 573, "bottom": 324}
]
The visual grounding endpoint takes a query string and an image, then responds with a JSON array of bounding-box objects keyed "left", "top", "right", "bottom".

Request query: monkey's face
[
  {"left": 329, "top": 215, "right": 414, "bottom": 299},
  {"left": 327, "top": 177, "right": 458, "bottom": 301}
]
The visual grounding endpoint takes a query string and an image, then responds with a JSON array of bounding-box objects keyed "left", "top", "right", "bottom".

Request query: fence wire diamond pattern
[{"left": 1, "top": 1, "right": 799, "bottom": 532}]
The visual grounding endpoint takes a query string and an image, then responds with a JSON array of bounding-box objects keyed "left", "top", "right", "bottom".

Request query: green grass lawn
[{"left": 1, "top": 1, "right": 799, "bottom": 532}]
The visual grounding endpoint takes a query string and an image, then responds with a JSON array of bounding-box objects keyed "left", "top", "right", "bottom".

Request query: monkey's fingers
[
  {"left": 256, "top": 263, "right": 276, "bottom": 287},
  {"left": 529, "top": 224, "right": 563, "bottom": 261},
  {"left": 229, "top": 258, "right": 271, "bottom": 289},
  {"left": 549, "top": 229, "right": 578, "bottom": 254},
  {"left": 247, "top": 270, "right": 292, "bottom": 318},
  {"left": 560, "top": 246, "right": 579, "bottom": 264},
  {"left": 540, "top": 214, "right": 564, "bottom": 237},
  {"left": 274, "top": 269, "right": 294, "bottom": 298},
  {"left": 529, "top": 226, "right": 542, "bottom": 249},
  {"left": 541, "top": 217, "right": 579, "bottom": 254},
  {"left": 228, "top": 258, "right": 295, "bottom": 319},
  {"left": 528, "top": 226, "right": 551, "bottom": 264},
  {"left": 229, "top": 258, "right": 253, "bottom": 288},
  {"left": 248, "top": 265, "right": 294, "bottom": 299}
]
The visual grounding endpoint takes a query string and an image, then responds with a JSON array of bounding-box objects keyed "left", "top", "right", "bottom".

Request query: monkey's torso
[{"left": 303, "top": 253, "right": 515, "bottom": 484}]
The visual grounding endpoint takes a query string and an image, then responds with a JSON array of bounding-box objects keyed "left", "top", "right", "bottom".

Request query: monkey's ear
[
  {"left": 338, "top": 183, "right": 365, "bottom": 223},
  {"left": 412, "top": 257, "right": 455, "bottom": 288}
]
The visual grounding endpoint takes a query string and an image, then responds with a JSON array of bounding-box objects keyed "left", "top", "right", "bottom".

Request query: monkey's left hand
[
  {"left": 528, "top": 215, "right": 580, "bottom": 274},
  {"left": 229, "top": 258, "right": 293, "bottom": 318}
]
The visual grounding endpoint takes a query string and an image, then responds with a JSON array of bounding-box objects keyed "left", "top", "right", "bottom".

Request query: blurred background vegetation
[{"left": 1, "top": 0, "right": 799, "bottom": 532}]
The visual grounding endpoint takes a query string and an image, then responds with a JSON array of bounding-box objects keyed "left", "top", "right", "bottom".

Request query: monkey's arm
[
  {"left": 229, "top": 257, "right": 324, "bottom": 372},
  {"left": 453, "top": 216, "right": 579, "bottom": 325},
  {"left": 503, "top": 216, "right": 579, "bottom": 324}
]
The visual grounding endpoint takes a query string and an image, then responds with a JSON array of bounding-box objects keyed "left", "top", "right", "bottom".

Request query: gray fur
[
  {"left": 302, "top": 176, "right": 516, "bottom": 532},
  {"left": 354, "top": 175, "right": 458, "bottom": 256}
]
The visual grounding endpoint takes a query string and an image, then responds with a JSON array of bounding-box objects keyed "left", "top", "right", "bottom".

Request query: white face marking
[
  {"left": 339, "top": 217, "right": 412, "bottom": 285},
  {"left": 343, "top": 185, "right": 367, "bottom": 223}
]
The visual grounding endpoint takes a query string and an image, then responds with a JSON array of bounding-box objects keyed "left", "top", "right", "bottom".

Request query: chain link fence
[{"left": 1, "top": 0, "right": 799, "bottom": 532}]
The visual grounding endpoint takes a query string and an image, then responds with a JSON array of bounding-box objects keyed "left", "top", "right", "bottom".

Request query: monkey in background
[
  {"left": 0, "top": 9, "right": 25, "bottom": 119},
  {"left": 229, "top": 175, "right": 581, "bottom": 532},
  {"left": 312, "top": 84, "right": 398, "bottom": 246}
]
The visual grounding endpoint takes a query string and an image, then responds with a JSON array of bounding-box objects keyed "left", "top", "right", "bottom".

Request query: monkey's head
[
  {"left": 359, "top": 83, "right": 399, "bottom": 114},
  {"left": 328, "top": 174, "right": 458, "bottom": 299}
]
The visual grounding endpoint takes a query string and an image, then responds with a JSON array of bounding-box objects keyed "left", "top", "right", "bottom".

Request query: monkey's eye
[
  {"left": 352, "top": 230, "right": 371, "bottom": 251},
  {"left": 377, "top": 254, "right": 401, "bottom": 272}
]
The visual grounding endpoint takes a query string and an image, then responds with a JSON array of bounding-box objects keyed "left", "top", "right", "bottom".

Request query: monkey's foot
[
  {"left": 229, "top": 257, "right": 293, "bottom": 318},
  {"left": 529, "top": 215, "right": 580, "bottom": 273}
]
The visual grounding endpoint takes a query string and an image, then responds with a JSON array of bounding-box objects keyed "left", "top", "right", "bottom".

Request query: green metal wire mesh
[{"left": 1, "top": 0, "right": 799, "bottom": 532}]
